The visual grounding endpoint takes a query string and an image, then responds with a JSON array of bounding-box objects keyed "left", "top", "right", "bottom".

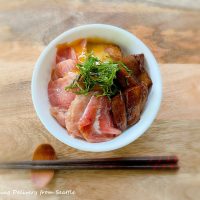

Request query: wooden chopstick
[
  {"left": 0, "top": 164, "right": 179, "bottom": 170},
  {"left": 0, "top": 156, "right": 179, "bottom": 170}
]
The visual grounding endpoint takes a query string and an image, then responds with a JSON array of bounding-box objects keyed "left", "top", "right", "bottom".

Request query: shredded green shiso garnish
[{"left": 65, "top": 54, "right": 131, "bottom": 97}]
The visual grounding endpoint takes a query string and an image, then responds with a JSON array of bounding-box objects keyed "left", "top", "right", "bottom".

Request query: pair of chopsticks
[{"left": 0, "top": 156, "right": 179, "bottom": 170}]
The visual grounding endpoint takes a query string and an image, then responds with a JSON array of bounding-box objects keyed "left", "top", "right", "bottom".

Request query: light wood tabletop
[{"left": 0, "top": 0, "right": 200, "bottom": 199}]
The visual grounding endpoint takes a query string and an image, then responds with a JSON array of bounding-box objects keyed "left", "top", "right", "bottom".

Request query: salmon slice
[
  {"left": 78, "top": 96, "right": 121, "bottom": 143},
  {"left": 51, "top": 59, "right": 77, "bottom": 81},
  {"left": 50, "top": 107, "right": 66, "bottom": 128},
  {"left": 65, "top": 94, "right": 92, "bottom": 139},
  {"left": 48, "top": 72, "right": 77, "bottom": 110},
  {"left": 56, "top": 47, "right": 77, "bottom": 64}
]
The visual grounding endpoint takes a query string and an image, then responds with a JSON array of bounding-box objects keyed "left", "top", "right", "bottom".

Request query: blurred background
[{"left": 0, "top": 0, "right": 199, "bottom": 64}]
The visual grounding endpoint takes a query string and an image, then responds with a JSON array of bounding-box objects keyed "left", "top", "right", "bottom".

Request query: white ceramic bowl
[{"left": 32, "top": 24, "right": 162, "bottom": 152}]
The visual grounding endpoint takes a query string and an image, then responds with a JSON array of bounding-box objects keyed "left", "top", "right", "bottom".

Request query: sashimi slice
[
  {"left": 51, "top": 59, "right": 77, "bottom": 81},
  {"left": 48, "top": 72, "right": 77, "bottom": 109},
  {"left": 65, "top": 94, "right": 92, "bottom": 138},
  {"left": 78, "top": 96, "right": 121, "bottom": 143},
  {"left": 56, "top": 39, "right": 87, "bottom": 64},
  {"left": 98, "top": 97, "right": 122, "bottom": 135},
  {"left": 50, "top": 107, "right": 66, "bottom": 128},
  {"left": 56, "top": 46, "right": 77, "bottom": 64}
]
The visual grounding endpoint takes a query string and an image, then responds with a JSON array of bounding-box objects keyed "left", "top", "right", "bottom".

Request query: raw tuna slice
[
  {"left": 78, "top": 96, "right": 121, "bottom": 143},
  {"left": 48, "top": 72, "right": 77, "bottom": 110},
  {"left": 50, "top": 107, "right": 66, "bottom": 128},
  {"left": 56, "top": 39, "right": 87, "bottom": 64},
  {"left": 56, "top": 46, "right": 77, "bottom": 64},
  {"left": 65, "top": 94, "right": 92, "bottom": 139},
  {"left": 51, "top": 59, "right": 77, "bottom": 81}
]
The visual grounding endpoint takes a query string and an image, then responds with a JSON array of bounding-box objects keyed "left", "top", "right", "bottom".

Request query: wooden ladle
[{"left": 31, "top": 144, "right": 56, "bottom": 188}]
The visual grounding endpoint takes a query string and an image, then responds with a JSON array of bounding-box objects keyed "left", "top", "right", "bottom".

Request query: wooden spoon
[{"left": 31, "top": 144, "right": 57, "bottom": 188}]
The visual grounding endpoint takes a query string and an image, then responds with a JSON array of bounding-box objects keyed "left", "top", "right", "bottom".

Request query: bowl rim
[{"left": 32, "top": 24, "right": 162, "bottom": 152}]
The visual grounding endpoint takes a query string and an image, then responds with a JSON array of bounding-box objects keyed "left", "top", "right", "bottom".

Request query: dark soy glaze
[{"left": 111, "top": 92, "right": 127, "bottom": 131}]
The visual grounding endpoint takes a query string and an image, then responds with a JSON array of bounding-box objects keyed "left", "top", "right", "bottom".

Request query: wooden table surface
[{"left": 0, "top": 0, "right": 200, "bottom": 199}]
